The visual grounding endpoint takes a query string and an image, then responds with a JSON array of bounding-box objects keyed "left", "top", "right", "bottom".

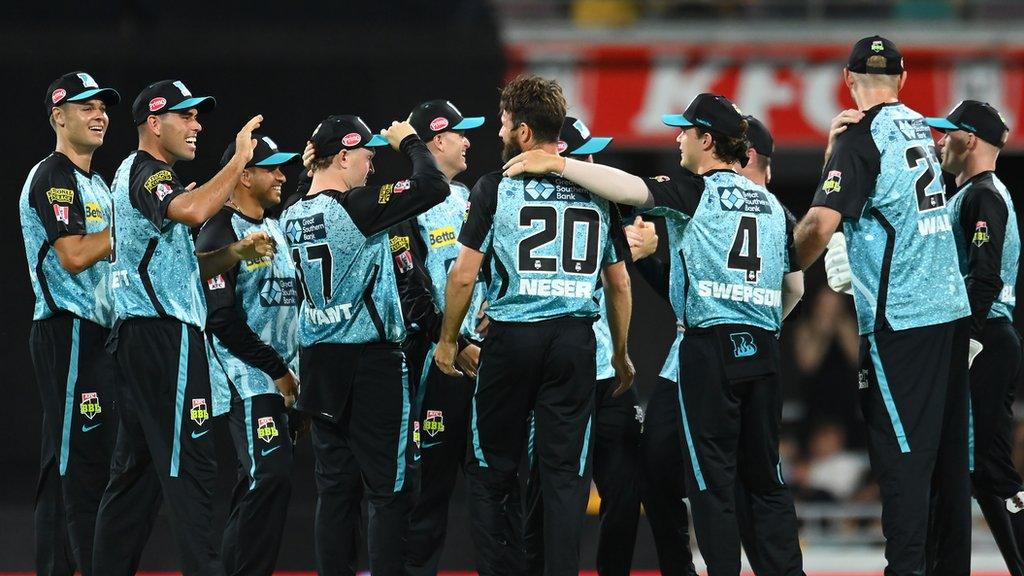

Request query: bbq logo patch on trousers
[
  {"left": 80, "top": 392, "right": 102, "bottom": 419},
  {"left": 729, "top": 332, "right": 758, "bottom": 358},
  {"left": 257, "top": 416, "right": 279, "bottom": 443}
]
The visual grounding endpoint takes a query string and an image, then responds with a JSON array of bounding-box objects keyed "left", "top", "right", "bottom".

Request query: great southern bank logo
[{"left": 525, "top": 178, "right": 555, "bottom": 200}]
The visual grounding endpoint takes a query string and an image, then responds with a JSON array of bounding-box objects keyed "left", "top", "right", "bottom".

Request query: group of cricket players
[{"left": 19, "top": 32, "right": 1024, "bottom": 576}]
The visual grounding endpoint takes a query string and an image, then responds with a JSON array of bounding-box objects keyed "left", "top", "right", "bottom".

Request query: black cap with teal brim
[
  {"left": 662, "top": 93, "right": 746, "bottom": 140},
  {"left": 221, "top": 134, "right": 301, "bottom": 168},
  {"left": 132, "top": 79, "right": 216, "bottom": 125},
  {"left": 46, "top": 71, "right": 120, "bottom": 116},
  {"left": 558, "top": 116, "right": 612, "bottom": 157},
  {"left": 410, "top": 99, "right": 485, "bottom": 140},
  {"left": 925, "top": 100, "right": 1009, "bottom": 148},
  {"left": 310, "top": 115, "right": 388, "bottom": 158}
]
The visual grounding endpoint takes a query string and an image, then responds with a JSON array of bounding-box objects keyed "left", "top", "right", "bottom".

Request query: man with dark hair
[
  {"left": 196, "top": 134, "right": 301, "bottom": 576},
  {"left": 791, "top": 36, "right": 972, "bottom": 576},
  {"left": 282, "top": 115, "right": 448, "bottom": 576},
  {"left": 20, "top": 71, "right": 120, "bottom": 576},
  {"left": 93, "top": 79, "right": 263, "bottom": 576},
  {"left": 504, "top": 92, "right": 804, "bottom": 576},
  {"left": 434, "top": 76, "right": 633, "bottom": 576},
  {"left": 927, "top": 101, "right": 1023, "bottom": 575},
  {"left": 388, "top": 99, "right": 487, "bottom": 576},
  {"left": 523, "top": 116, "right": 646, "bottom": 576}
]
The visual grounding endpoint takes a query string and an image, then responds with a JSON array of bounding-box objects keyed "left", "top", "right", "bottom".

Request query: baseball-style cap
[
  {"left": 558, "top": 116, "right": 612, "bottom": 157},
  {"left": 847, "top": 35, "right": 904, "bottom": 75},
  {"left": 925, "top": 100, "right": 1010, "bottom": 148},
  {"left": 409, "top": 100, "right": 484, "bottom": 140},
  {"left": 744, "top": 116, "right": 774, "bottom": 158},
  {"left": 46, "top": 71, "right": 120, "bottom": 115},
  {"left": 221, "top": 134, "right": 301, "bottom": 168},
  {"left": 662, "top": 93, "right": 747, "bottom": 140},
  {"left": 309, "top": 115, "right": 388, "bottom": 158},
  {"left": 132, "top": 80, "right": 216, "bottom": 125}
]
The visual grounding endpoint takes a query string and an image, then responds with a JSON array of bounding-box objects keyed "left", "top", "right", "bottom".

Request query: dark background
[{"left": 3, "top": 2, "right": 1024, "bottom": 571}]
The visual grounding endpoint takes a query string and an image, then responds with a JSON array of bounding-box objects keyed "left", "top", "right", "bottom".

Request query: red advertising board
[{"left": 507, "top": 41, "right": 1024, "bottom": 149}]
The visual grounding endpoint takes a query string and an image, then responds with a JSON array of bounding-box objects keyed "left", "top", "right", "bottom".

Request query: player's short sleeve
[
  {"left": 603, "top": 203, "right": 630, "bottom": 266},
  {"left": 811, "top": 124, "right": 881, "bottom": 219},
  {"left": 30, "top": 161, "right": 87, "bottom": 243},
  {"left": 459, "top": 171, "right": 500, "bottom": 252},
  {"left": 130, "top": 160, "right": 188, "bottom": 229},
  {"left": 643, "top": 172, "right": 704, "bottom": 217},
  {"left": 194, "top": 209, "right": 241, "bottom": 315}
]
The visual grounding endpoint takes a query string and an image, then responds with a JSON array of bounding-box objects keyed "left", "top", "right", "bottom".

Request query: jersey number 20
[{"left": 517, "top": 205, "right": 600, "bottom": 275}]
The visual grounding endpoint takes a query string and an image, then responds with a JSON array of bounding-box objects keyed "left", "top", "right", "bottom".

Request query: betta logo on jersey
[
  {"left": 429, "top": 226, "right": 457, "bottom": 249},
  {"left": 257, "top": 417, "right": 280, "bottom": 443},
  {"left": 973, "top": 221, "right": 990, "bottom": 247},
  {"left": 424, "top": 410, "right": 445, "bottom": 437},
  {"left": 430, "top": 117, "right": 449, "bottom": 131},
  {"left": 729, "top": 332, "right": 758, "bottom": 358},
  {"left": 822, "top": 171, "right": 842, "bottom": 195},
  {"left": 51, "top": 88, "right": 67, "bottom": 104},
  {"left": 242, "top": 256, "right": 271, "bottom": 272},
  {"left": 85, "top": 202, "right": 103, "bottom": 223},
  {"left": 718, "top": 186, "right": 773, "bottom": 214},
  {"left": 258, "top": 277, "right": 298, "bottom": 307},
  {"left": 190, "top": 399, "right": 209, "bottom": 426},
  {"left": 80, "top": 392, "right": 102, "bottom": 419},
  {"left": 284, "top": 213, "right": 327, "bottom": 244},
  {"left": 53, "top": 204, "right": 70, "bottom": 225},
  {"left": 149, "top": 97, "right": 167, "bottom": 112},
  {"left": 341, "top": 132, "right": 361, "bottom": 147},
  {"left": 207, "top": 274, "right": 226, "bottom": 290}
]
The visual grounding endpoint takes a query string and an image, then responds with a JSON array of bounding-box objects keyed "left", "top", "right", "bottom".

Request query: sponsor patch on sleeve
[
  {"left": 378, "top": 183, "right": 394, "bottom": 204},
  {"left": 822, "top": 170, "right": 842, "bottom": 195},
  {"left": 390, "top": 235, "right": 410, "bottom": 253},
  {"left": 53, "top": 204, "right": 70, "bottom": 225},
  {"left": 144, "top": 170, "right": 173, "bottom": 193},
  {"left": 973, "top": 221, "right": 990, "bottom": 247},
  {"left": 207, "top": 274, "right": 226, "bottom": 290},
  {"left": 46, "top": 187, "right": 75, "bottom": 204}
]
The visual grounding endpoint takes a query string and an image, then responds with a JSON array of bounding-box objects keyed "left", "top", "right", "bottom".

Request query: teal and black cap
[
  {"left": 848, "top": 35, "right": 904, "bottom": 75},
  {"left": 662, "top": 93, "right": 747, "bottom": 140},
  {"left": 409, "top": 100, "right": 484, "bottom": 140},
  {"left": 558, "top": 116, "right": 612, "bottom": 157},
  {"left": 309, "top": 115, "right": 388, "bottom": 158},
  {"left": 925, "top": 100, "right": 1009, "bottom": 148},
  {"left": 132, "top": 79, "right": 216, "bottom": 125},
  {"left": 221, "top": 134, "right": 300, "bottom": 168},
  {"left": 46, "top": 71, "right": 120, "bottom": 116},
  {"left": 744, "top": 115, "right": 774, "bottom": 158}
]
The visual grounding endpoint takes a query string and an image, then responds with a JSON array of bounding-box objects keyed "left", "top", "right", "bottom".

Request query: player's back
[
  {"left": 848, "top": 103, "right": 969, "bottom": 333},
  {"left": 460, "top": 172, "right": 625, "bottom": 324},
  {"left": 682, "top": 170, "right": 792, "bottom": 332},
  {"left": 283, "top": 190, "right": 404, "bottom": 347}
]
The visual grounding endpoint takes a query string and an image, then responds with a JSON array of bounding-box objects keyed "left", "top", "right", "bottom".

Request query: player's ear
[
  {"left": 336, "top": 149, "right": 348, "bottom": 169},
  {"left": 51, "top": 107, "right": 64, "bottom": 128},
  {"left": 898, "top": 70, "right": 908, "bottom": 91},
  {"left": 239, "top": 168, "right": 253, "bottom": 188},
  {"left": 842, "top": 68, "right": 854, "bottom": 90},
  {"left": 518, "top": 122, "right": 532, "bottom": 147},
  {"left": 148, "top": 115, "right": 161, "bottom": 137}
]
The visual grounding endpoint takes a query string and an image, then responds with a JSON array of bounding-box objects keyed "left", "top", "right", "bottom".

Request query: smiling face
[
  {"left": 155, "top": 109, "right": 202, "bottom": 162},
  {"left": 53, "top": 98, "right": 109, "bottom": 150},
  {"left": 432, "top": 130, "right": 470, "bottom": 178},
  {"left": 247, "top": 165, "right": 287, "bottom": 208}
]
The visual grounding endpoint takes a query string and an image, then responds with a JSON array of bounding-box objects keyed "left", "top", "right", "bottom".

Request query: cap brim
[
  {"left": 571, "top": 136, "right": 613, "bottom": 155},
  {"left": 365, "top": 134, "right": 389, "bottom": 147},
  {"left": 662, "top": 114, "right": 695, "bottom": 128},
  {"left": 452, "top": 116, "right": 485, "bottom": 130},
  {"left": 68, "top": 87, "right": 121, "bottom": 105},
  {"left": 924, "top": 117, "right": 960, "bottom": 131},
  {"left": 169, "top": 96, "right": 217, "bottom": 113},
  {"left": 254, "top": 152, "right": 301, "bottom": 167}
]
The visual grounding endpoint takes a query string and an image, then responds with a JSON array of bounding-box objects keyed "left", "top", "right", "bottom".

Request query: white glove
[
  {"left": 969, "top": 338, "right": 984, "bottom": 368},
  {"left": 824, "top": 232, "right": 853, "bottom": 295}
]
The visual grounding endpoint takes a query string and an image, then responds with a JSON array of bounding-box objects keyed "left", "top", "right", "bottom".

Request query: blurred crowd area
[{"left": 495, "top": 0, "right": 1024, "bottom": 26}]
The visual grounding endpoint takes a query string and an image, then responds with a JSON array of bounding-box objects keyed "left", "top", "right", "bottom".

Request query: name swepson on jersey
[{"left": 696, "top": 280, "right": 782, "bottom": 307}]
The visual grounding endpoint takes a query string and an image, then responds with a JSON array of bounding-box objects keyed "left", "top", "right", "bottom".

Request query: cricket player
[
  {"left": 503, "top": 93, "right": 805, "bottom": 576},
  {"left": 92, "top": 79, "right": 263, "bottom": 576},
  {"left": 434, "top": 76, "right": 633, "bottom": 576},
  {"left": 20, "top": 71, "right": 120, "bottom": 576},
  {"left": 282, "top": 115, "right": 448, "bottom": 576},
  {"left": 927, "top": 100, "right": 1023, "bottom": 575},
  {"left": 523, "top": 116, "right": 644, "bottom": 576},
  {"left": 387, "top": 99, "right": 487, "bottom": 576},
  {"left": 791, "top": 36, "right": 972, "bottom": 576},
  {"left": 196, "top": 134, "right": 302, "bottom": 576}
]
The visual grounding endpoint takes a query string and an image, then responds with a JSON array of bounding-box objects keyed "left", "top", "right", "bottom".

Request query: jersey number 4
[
  {"left": 517, "top": 205, "right": 600, "bottom": 275},
  {"left": 728, "top": 216, "right": 761, "bottom": 283}
]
